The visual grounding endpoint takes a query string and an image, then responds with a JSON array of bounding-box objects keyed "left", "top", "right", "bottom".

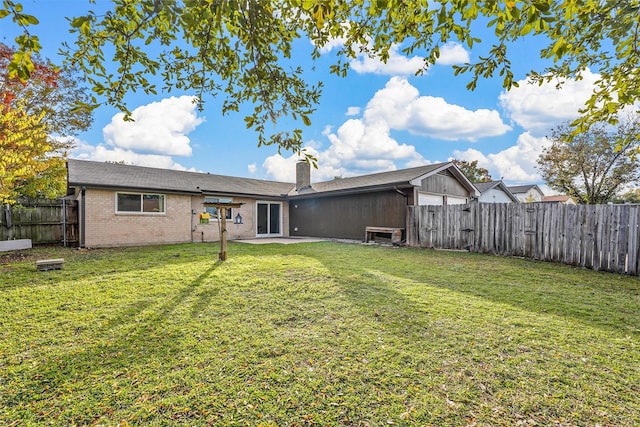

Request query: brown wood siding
[
  {"left": 420, "top": 171, "right": 469, "bottom": 197},
  {"left": 289, "top": 190, "right": 409, "bottom": 240}
]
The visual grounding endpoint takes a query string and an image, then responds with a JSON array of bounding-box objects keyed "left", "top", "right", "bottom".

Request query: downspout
[
  {"left": 80, "top": 187, "right": 86, "bottom": 248},
  {"left": 394, "top": 186, "right": 409, "bottom": 200},
  {"left": 190, "top": 207, "right": 194, "bottom": 243}
]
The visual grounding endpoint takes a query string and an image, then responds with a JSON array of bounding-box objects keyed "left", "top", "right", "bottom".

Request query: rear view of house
[
  {"left": 67, "top": 159, "right": 292, "bottom": 248},
  {"left": 67, "top": 159, "right": 478, "bottom": 248}
]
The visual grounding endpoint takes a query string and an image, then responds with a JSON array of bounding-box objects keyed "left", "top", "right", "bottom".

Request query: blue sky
[{"left": 3, "top": 1, "right": 603, "bottom": 193}]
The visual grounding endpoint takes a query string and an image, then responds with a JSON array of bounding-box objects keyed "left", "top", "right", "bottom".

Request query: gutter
[
  {"left": 288, "top": 183, "right": 415, "bottom": 200},
  {"left": 68, "top": 184, "right": 289, "bottom": 201}
]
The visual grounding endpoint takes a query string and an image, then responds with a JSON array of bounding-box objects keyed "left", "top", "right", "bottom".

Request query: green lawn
[{"left": 1, "top": 242, "right": 639, "bottom": 426}]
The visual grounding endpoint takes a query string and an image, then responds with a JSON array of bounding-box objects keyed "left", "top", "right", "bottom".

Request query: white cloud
[
  {"left": 103, "top": 95, "right": 204, "bottom": 156},
  {"left": 262, "top": 145, "right": 400, "bottom": 183},
  {"left": 450, "top": 148, "right": 491, "bottom": 169},
  {"left": 324, "top": 118, "right": 421, "bottom": 162},
  {"left": 262, "top": 112, "right": 426, "bottom": 181},
  {"left": 262, "top": 147, "right": 345, "bottom": 182},
  {"left": 436, "top": 42, "right": 470, "bottom": 65},
  {"left": 247, "top": 163, "right": 257, "bottom": 174},
  {"left": 261, "top": 153, "right": 304, "bottom": 182},
  {"left": 499, "top": 69, "right": 600, "bottom": 134},
  {"left": 71, "top": 145, "right": 194, "bottom": 171},
  {"left": 351, "top": 44, "right": 425, "bottom": 76},
  {"left": 67, "top": 96, "right": 205, "bottom": 171},
  {"left": 365, "top": 77, "right": 511, "bottom": 141},
  {"left": 261, "top": 77, "right": 513, "bottom": 181},
  {"left": 453, "top": 132, "right": 550, "bottom": 183},
  {"left": 346, "top": 106, "right": 361, "bottom": 116},
  {"left": 316, "top": 35, "right": 348, "bottom": 54},
  {"left": 318, "top": 36, "right": 469, "bottom": 75}
]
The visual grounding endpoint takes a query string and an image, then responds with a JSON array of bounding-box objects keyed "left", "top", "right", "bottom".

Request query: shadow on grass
[
  {"left": 3, "top": 262, "right": 222, "bottom": 419},
  {"left": 275, "top": 242, "right": 640, "bottom": 338},
  {"left": 0, "top": 243, "right": 223, "bottom": 291},
  {"left": 3, "top": 242, "right": 638, "bottom": 425}
]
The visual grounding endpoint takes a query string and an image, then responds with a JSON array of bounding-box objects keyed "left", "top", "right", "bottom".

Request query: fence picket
[
  {"left": 408, "top": 203, "right": 640, "bottom": 276},
  {"left": 1, "top": 198, "right": 79, "bottom": 246},
  {"left": 627, "top": 207, "right": 639, "bottom": 276}
]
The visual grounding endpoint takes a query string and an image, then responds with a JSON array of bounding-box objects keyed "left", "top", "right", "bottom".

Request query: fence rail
[
  {"left": 1, "top": 199, "right": 79, "bottom": 246},
  {"left": 407, "top": 203, "right": 640, "bottom": 276}
]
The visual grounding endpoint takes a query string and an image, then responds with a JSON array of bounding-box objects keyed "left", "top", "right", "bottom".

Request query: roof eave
[
  {"left": 68, "top": 182, "right": 288, "bottom": 199},
  {"left": 289, "top": 182, "right": 415, "bottom": 199},
  {"left": 410, "top": 162, "right": 480, "bottom": 198}
]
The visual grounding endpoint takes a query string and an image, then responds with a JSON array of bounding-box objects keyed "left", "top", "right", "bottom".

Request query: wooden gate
[{"left": 1, "top": 199, "right": 79, "bottom": 246}]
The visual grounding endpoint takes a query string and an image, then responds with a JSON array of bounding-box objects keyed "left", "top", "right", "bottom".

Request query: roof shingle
[
  {"left": 67, "top": 159, "right": 294, "bottom": 197},
  {"left": 68, "top": 159, "right": 459, "bottom": 198}
]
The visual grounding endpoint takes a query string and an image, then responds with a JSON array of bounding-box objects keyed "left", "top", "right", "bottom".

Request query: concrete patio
[{"left": 232, "top": 236, "right": 331, "bottom": 245}]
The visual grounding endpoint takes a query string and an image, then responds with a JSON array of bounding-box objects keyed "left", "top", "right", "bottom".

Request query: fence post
[
  {"left": 4, "top": 204, "right": 13, "bottom": 240},
  {"left": 62, "top": 198, "right": 67, "bottom": 247}
]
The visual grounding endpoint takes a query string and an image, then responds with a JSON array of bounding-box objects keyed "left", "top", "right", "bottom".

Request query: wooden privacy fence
[
  {"left": 1, "top": 198, "right": 79, "bottom": 246},
  {"left": 407, "top": 203, "right": 640, "bottom": 276}
]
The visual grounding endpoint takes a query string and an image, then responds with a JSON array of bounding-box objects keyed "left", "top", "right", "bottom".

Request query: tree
[
  {"left": 0, "top": 105, "right": 66, "bottom": 204},
  {"left": 2, "top": 0, "right": 639, "bottom": 156},
  {"left": 1, "top": 43, "right": 93, "bottom": 138},
  {"left": 0, "top": 43, "right": 91, "bottom": 203},
  {"left": 612, "top": 188, "right": 640, "bottom": 204},
  {"left": 452, "top": 159, "right": 492, "bottom": 183},
  {"left": 537, "top": 118, "right": 640, "bottom": 204}
]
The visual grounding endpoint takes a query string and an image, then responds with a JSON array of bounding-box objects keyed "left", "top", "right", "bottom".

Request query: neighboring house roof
[
  {"left": 67, "top": 159, "right": 294, "bottom": 198},
  {"left": 541, "top": 195, "right": 575, "bottom": 204},
  {"left": 473, "top": 180, "right": 520, "bottom": 203},
  {"left": 67, "top": 159, "right": 479, "bottom": 199},
  {"left": 472, "top": 181, "right": 494, "bottom": 193},
  {"left": 508, "top": 184, "right": 544, "bottom": 195}
]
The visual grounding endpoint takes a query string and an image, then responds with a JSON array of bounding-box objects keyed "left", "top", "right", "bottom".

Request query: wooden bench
[
  {"left": 365, "top": 226, "right": 404, "bottom": 245},
  {"left": 36, "top": 258, "right": 64, "bottom": 271}
]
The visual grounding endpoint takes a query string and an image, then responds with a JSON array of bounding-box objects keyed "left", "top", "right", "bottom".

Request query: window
[
  {"left": 204, "top": 197, "right": 232, "bottom": 219},
  {"left": 116, "top": 193, "right": 165, "bottom": 213}
]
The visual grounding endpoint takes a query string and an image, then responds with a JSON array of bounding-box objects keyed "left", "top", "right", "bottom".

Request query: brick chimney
[{"left": 296, "top": 160, "right": 311, "bottom": 191}]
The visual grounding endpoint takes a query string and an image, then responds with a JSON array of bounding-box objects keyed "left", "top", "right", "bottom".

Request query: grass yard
[{"left": 1, "top": 241, "right": 639, "bottom": 426}]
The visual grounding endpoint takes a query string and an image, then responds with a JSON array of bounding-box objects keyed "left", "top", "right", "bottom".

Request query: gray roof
[
  {"left": 294, "top": 163, "right": 450, "bottom": 196},
  {"left": 67, "top": 159, "right": 294, "bottom": 198},
  {"left": 474, "top": 180, "right": 520, "bottom": 202},
  {"left": 473, "top": 181, "right": 501, "bottom": 193},
  {"left": 508, "top": 184, "right": 542, "bottom": 194},
  {"left": 68, "top": 159, "right": 473, "bottom": 198}
]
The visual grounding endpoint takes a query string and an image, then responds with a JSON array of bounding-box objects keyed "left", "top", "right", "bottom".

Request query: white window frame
[
  {"left": 115, "top": 192, "right": 166, "bottom": 214},
  {"left": 256, "top": 201, "right": 283, "bottom": 237}
]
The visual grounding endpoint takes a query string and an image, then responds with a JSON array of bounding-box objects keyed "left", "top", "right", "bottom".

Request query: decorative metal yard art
[{"left": 202, "top": 201, "right": 244, "bottom": 261}]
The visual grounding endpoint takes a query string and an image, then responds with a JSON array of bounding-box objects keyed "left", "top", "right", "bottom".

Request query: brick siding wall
[
  {"left": 83, "top": 190, "right": 289, "bottom": 247},
  {"left": 84, "top": 189, "right": 192, "bottom": 248}
]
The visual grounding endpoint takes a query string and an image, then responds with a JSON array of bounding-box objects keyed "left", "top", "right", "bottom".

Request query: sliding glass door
[{"left": 256, "top": 202, "right": 281, "bottom": 236}]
